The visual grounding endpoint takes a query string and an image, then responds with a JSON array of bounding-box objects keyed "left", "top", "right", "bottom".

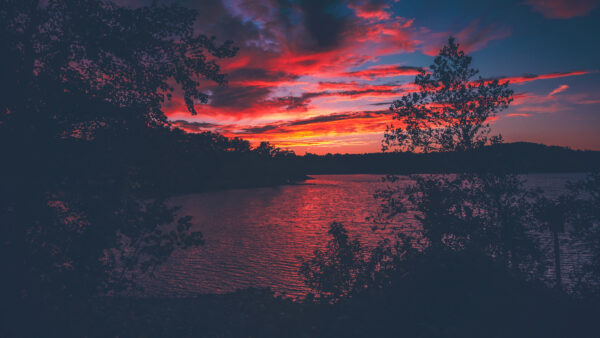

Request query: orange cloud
[{"left": 171, "top": 109, "right": 395, "bottom": 152}]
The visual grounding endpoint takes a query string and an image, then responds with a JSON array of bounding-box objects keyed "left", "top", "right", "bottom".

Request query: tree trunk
[{"left": 553, "top": 230, "right": 562, "bottom": 289}]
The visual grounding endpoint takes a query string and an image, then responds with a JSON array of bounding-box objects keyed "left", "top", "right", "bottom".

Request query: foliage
[
  {"left": 383, "top": 37, "right": 512, "bottom": 153},
  {"left": 298, "top": 39, "right": 550, "bottom": 305},
  {"left": 374, "top": 38, "right": 543, "bottom": 275},
  {"left": 563, "top": 173, "right": 600, "bottom": 289},
  {"left": 300, "top": 222, "right": 395, "bottom": 303},
  {"left": 0, "top": 0, "right": 234, "bottom": 321},
  {"left": 254, "top": 141, "right": 296, "bottom": 159},
  {"left": 397, "top": 174, "right": 543, "bottom": 273},
  {"left": 1, "top": 0, "right": 237, "bottom": 131}
]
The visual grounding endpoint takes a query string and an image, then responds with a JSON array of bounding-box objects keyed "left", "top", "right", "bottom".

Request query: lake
[{"left": 144, "top": 173, "right": 589, "bottom": 299}]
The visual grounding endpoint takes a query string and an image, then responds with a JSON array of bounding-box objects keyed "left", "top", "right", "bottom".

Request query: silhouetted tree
[
  {"left": 383, "top": 37, "right": 511, "bottom": 153},
  {"left": 300, "top": 222, "right": 394, "bottom": 303},
  {"left": 377, "top": 38, "right": 544, "bottom": 276},
  {"left": 300, "top": 39, "right": 548, "bottom": 306},
  {"left": 0, "top": 1, "right": 236, "bottom": 334}
]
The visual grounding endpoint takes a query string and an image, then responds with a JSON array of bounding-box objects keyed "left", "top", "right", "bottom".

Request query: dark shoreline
[
  {"left": 295, "top": 142, "right": 600, "bottom": 175},
  {"left": 25, "top": 270, "right": 598, "bottom": 338},
  {"left": 151, "top": 142, "right": 600, "bottom": 195}
]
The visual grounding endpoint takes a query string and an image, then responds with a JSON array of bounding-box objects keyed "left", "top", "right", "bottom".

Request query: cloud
[
  {"left": 170, "top": 109, "right": 393, "bottom": 148},
  {"left": 421, "top": 19, "right": 511, "bottom": 56},
  {"left": 342, "top": 65, "right": 424, "bottom": 79},
  {"left": 227, "top": 68, "right": 300, "bottom": 85},
  {"left": 264, "top": 81, "right": 415, "bottom": 111},
  {"left": 490, "top": 70, "right": 590, "bottom": 85},
  {"left": 576, "top": 99, "right": 600, "bottom": 105},
  {"left": 516, "top": 103, "right": 566, "bottom": 113},
  {"left": 286, "top": 110, "right": 389, "bottom": 127},
  {"left": 151, "top": 0, "right": 421, "bottom": 121},
  {"left": 170, "top": 120, "right": 219, "bottom": 129},
  {"left": 527, "top": 0, "right": 598, "bottom": 19},
  {"left": 511, "top": 85, "right": 600, "bottom": 116},
  {"left": 349, "top": 1, "right": 391, "bottom": 21},
  {"left": 548, "top": 84, "right": 569, "bottom": 96},
  {"left": 287, "top": 0, "right": 354, "bottom": 52},
  {"left": 116, "top": 0, "right": 598, "bottom": 153},
  {"left": 151, "top": 1, "right": 440, "bottom": 124},
  {"left": 208, "top": 85, "right": 273, "bottom": 110}
]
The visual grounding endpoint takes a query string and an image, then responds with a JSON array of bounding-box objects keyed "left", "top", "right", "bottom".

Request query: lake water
[{"left": 144, "top": 173, "right": 589, "bottom": 299}]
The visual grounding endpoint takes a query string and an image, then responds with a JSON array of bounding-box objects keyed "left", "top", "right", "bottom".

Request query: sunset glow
[{"left": 148, "top": 0, "right": 600, "bottom": 154}]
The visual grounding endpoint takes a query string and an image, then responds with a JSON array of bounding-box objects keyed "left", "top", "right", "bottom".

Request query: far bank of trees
[{"left": 296, "top": 142, "right": 600, "bottom": 174}]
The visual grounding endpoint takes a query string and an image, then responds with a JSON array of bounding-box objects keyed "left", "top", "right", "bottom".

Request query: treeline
[
  {"left": 295, "top": 142, "right": 600, "bottom": 174},
  {"left": 1, "top": 122, "right": 306, "bottom": 196},
  {"left": 72, "top": 126, "right": 307, "bottom": 194},
  {"left": 149, "top": 131, "right": 307, "bottom": 192}
]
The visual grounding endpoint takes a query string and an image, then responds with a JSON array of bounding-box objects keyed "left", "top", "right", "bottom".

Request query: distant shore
[
  {"left": 153, "top": 142, "right": 600, "bottom": 195},
  {"left": 293, "top": 142, "right": 600, "bottom": 175}
]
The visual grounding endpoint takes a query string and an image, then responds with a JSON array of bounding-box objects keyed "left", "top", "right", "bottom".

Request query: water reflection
[{"left": 144, "top": 173, "right": 587, "bottom": 298}]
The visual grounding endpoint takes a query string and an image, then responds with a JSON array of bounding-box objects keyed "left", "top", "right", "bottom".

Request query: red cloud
[
  {"left": 493, "top": 70, "right": 589, "bottom": 85},
  {"left": 117, "top": 0, "right": 598, "bottom": 153},
  {"left": 354, "top": 20, "right": 417, "bottom": 54},
  {"left": 349, "top": 3, "right": 391, "bottom": 21},
  {"left": 317, "top": 81, "right": 413, "bottom": 92},
  {"left": 343, "top": 65, "right": 424, "bottom": 79},
  {"left": 548, "top": 84, "right": 569, "bottom": 96},
  {"left": 170, "top": 109, "right": 395, "bottom": 153},
  {"left": 527, "top": 0, "right": 598, "bottom": 19}
]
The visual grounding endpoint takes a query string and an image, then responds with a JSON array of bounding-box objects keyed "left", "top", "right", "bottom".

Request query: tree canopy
[
  {"left": 1, "top": 0, "right": 237, "bottom": 139},
  {"left": 383, "top": 37, "right": 513, "bottom": 153},
  {"left": 0, "top": 0, "right": 239, "bottom": 317}
]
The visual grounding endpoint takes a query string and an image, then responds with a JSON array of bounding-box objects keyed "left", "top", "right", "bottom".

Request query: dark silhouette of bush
[
  {"left": 371, "top": 38, "right": 546, "bottom": 277},
  {"left": 300, "top": 222, "right": 395, "bottom": 303},
  {"left": 0, "top": 0, "right": 245, "bottom": 335},
  {"left": 299, "top": 222, "right": 599, "bottom": 338},
  {"left": 561, "top": 173, "right": 600, "bottom": 293}
]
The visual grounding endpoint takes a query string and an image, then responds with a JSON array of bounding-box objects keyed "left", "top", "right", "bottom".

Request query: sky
[{"left": 121, "top": 0, "right": 600, "bottom": 154}]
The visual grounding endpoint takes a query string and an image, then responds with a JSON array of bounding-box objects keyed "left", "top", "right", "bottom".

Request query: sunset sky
[{"left": 122, "top": 0, "right": 600, "bottom": 154}]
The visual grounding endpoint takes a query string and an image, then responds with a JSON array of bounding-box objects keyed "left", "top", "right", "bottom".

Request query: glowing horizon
[{"left": 138, "top": 0, "right": 600, "bottom": 154}]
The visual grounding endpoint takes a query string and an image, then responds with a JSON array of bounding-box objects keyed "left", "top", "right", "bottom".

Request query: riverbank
[
  {"left": 295, "top": 142, "right": 600, "bottom": 175},
  {"left": 7, "top": 259, "right": 600, "bottom": 338}
]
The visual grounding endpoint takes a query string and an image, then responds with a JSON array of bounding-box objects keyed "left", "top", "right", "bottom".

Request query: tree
[
  {"left": 2, "top": 0, "right": 237, "bottom": 143},
  {"left": 0, "top": 1, "right": 236, "bottom": 334},
  {"left": 300, "top": 222, "right": 394, "bottom": 303},
  {"left": 377, "top": 38, "right": 543, "bottom": 276},
  {"left": 383, "top": 37, "right": 512, "bottom": 153},
  {"left": 253, "top": 141, "right": 295, "bottom": 158}
]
